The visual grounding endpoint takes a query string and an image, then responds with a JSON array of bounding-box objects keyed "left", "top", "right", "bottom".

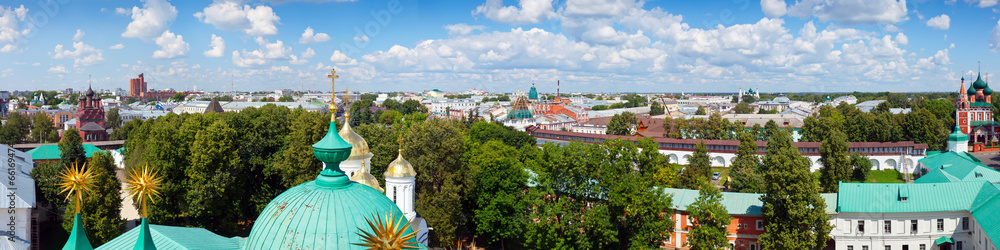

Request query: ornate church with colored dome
[
  {"left": 84, "top": 69, "right": 428, "bottom": 249},
  {"left": 956, "top": 70, "right": 1000, "bottom": 152}
]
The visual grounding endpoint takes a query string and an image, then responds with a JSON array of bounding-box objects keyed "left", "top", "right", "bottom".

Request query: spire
[
  {"left": 124, "top": 165, "right": 162, "bottom": 249},
  {"left": 315, "top": 68, "right": 354, "bottom": 188},
  {"left": 62, "top": 214, "right": 93, "bottom": 250},
  {"left": 133, "top": 218, "right": 156, "bottom": 250},
  {"left": 59, "top": 163, "right": 95, "bottom": 250}
]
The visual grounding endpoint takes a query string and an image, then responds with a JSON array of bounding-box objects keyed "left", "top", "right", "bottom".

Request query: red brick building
[
  {"left": 129, "top": 73, "right": 148, "bottom": 97},
  {"left": 77, "top": 86, "right": 107, "bottom": 142}
]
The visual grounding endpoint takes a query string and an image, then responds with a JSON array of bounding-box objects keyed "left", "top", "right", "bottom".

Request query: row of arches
[{"left": 666, "top": 153, "right": 915, "bottom": 172}]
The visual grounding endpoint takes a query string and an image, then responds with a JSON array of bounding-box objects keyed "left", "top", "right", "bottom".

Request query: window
[
  {"left": 858, "top": 220, "right": 865, "bottom": 233},
  {"left": 919, "top": 244, "right": 925, "bottom": 250},
  {"left": 903, "top": 245, "right": 909, "bottom": 250},
  {"left": 848, "top": 246, "right": 854, "bottom": 250},
  {"left": 886, "top": 246, "right": 891, "bottom": 250},
  {"left": 756, "top": 220, "right": 764, "bottom": 230},
  {"left": 937, "top": 219, "right": 944, "bottom": 232},
  {"left": 885, "top": 220, "right": 892, "bottom": 234},
  {"left": 963, "top": 217, "right": 970, "bottom": 231},
  {"left": 957, "top": 241, "right": 963, "bottom": 250},
  {"left": 911, "top": 220, "right": 918, "bottom": 232},
  {"left": 750, "top": 244, "right": 756, "bottom": 250},
  {"left": 863, "top": 246, "right": 869, "bottom": 250}
]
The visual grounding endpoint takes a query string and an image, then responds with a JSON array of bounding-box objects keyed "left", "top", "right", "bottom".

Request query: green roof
[
  {"left": 935, "top": 236, "right": 954, "bottom": 245},
  {"left": 975, "top": 74, "right": 988, "bottom": 89},
  {"left": 971, "top": 120, "right": 999, "bottom": 126},
  {"left": 96, "top": 221, "right": 244, "bottom": 250},
  {"left": 63, "top": 214, "right": 93, "bottom": 250},
  {"left": 26, "top": 144, "right": 103, "bottom": 161},
  {"left": 969, "top": 85, "right": 978, "bottom": 95},
  {"left": 837, "top": 181, "right": 998, "bottom": 213},
  {"left": 661, "top": 188, "right": 837, "bottom": 215},
  {"left": 916, "top": 151, "right": 1000, "bottom": 183},
  {"left": 971, "top": 185, "right": 1000, "bottom": 248},
  {"left": 506, "top": 109, "right": 533, "bottom": 120},
  {"left": 528, "top": 86, "right": 538, "bottom": 100},
  {"left": 971, "top": 102, "right": 995, "bottom": 108},
  {"left": 948, "top": 126, "right": 969, "bottom": 142}
]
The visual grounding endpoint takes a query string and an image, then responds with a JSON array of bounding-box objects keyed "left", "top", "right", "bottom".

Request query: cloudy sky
[{"left": 0, "top": 0, "right": 997, "bottom": 93}]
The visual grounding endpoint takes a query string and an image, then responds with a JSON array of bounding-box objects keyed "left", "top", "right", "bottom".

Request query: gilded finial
[
  {"left": 397, "top": 134, "right": 403, "bottom": 153},
  {"left": 58, "top": 162, "right": 95, "bottom": 214},
  {"left": 125, "top": 164, "right": 163, "bottom": 218},
  {"left": 327, "top": 68, "right": 340, "bottom": 122},
  {"left": 353, "top": 210, "right": 421, "bottom": 249}
]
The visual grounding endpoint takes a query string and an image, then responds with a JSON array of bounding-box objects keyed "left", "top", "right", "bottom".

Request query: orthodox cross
[{"left": 327, "top": 69, "right": 339, "bottom": 120}]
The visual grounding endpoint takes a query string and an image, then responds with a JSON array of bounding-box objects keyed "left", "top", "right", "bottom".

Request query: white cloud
[
  {"left": 444, "top": 24, "right": 487, "bottom": 36},
  {"left": 194, "top": 1, "right": 280, "bottom": 36},
  {"left": 990, "top": 19, "right": 1000, "bottom": 52},
  {"left": 883, "top": 24, "right": 902, "bottom": 32},
  {"left": 203, "top": 34, "right": 225, "bottom": 58},
  {"left": 50, "top": 41, "right": 105, "bottom": 67},
  {"left": 290, "top": 55, "right": 308, "bottom": 65},
  {"left": 760, "top": 0, "right": 788, "bottom": 17},
  {"left": 152, "top": 30, "right": 189, "bottom": 59},
  {"left": 31, "top": 62, "right": 39, "bottom": 66},
  {"left": 115, "top": 7, "right": 128, "bottom": 15},
  {"left": 964, "top": 0, "right": 998, "bottom": 8},
  {"left": 73, "top": 29, "right": 85, "bottom": 41},
  {"left": 48, "top": 65, "right": 68, "bottom": 74},
  {"left": 232, "top": 37, "right": 292, "bottom": 67},
  {"left": 474, "top": 0, "right": 555, "bottom": 24},
  {"left": 894, "top": 33, "right": 908, "bottom": 46},
  {"left": 0, "top": 5, "right": 31, "bottom": 53},
  {"left": 915, "top": 49, "right": 951, "bottom": 70},
  {"left": 271, "top": 65, "right": 293, "bottom": 73},
  {"left": 109, "top": 44, "right": 125, "bottom": 50},
  {"left": 121, "top": 0, "right": 178, "bottom": 40},
  {"left": 926, "top": 14, "right": 951, "bottom": 30},
  {"left": 354, "top": 35, "right": 369, "bottom": 42},
  {"left": 299, "top": 27, "right": 330, "bottom": 44},
  {"left": 788, "top": 0, "right": 908, "bottom": 25},
  {"left": 302, "top": 47, "right": 316, "bottom": 58},
  {"left": 563, "top": 0, "right": 637, "bottom": 18},
  {"left": 330, "top": 50, "right": 358, "bottom": 66}
]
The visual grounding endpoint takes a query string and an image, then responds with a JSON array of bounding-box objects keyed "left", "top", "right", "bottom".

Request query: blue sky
[{"left": 1, "top": 0, "right": 999, "bottom": 93}]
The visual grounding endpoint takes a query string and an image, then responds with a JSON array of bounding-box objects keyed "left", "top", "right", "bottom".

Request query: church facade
[
  {"left": 956, "top": 73, "right": 999, "bottom": 152},
  {"left": 77, "top": 86, "right": 108, "bottom": 142}
]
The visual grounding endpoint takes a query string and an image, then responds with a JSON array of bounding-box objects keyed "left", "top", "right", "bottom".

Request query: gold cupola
[
  {"left": 350, "top": 162, "right": 384, "bottom": 193},
  {"left": 385, "top": 146, "right": 417, "bottom": 178},
  {"left": 339, "top": 113, "right": 371, "bottom": 161}
]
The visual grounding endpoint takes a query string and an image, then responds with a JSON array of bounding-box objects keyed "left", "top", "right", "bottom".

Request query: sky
[{"left": 1, "top": 0, "right": 999, "bottom": 94}]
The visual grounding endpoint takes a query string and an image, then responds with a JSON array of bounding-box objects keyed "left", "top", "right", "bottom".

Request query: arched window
[
  {"left": 393, "top": 186, "right": 397, "bottom": 202},
  {"left": 750, "top": 243, "right": 756, "bottom": 250}
]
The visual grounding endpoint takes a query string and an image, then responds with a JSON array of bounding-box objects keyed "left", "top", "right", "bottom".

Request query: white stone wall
[
  {"left": 832, "top": 211, "right": 983, "bottom": 250},
  {"left": 658, "top": 149, "right": 922, "bottom": 173}
]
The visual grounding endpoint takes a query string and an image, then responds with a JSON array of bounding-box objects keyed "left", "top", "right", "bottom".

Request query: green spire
[
  {"left": 949, "top": 126, "right": 969, "bottom": 142},
  {"left": 133, "top": 218, "right": 156, "bottom": 250},
  {"left": 62, "top": 213, "right": 93, "bottom": 250},
  {"left": 312, "top": 115, "right": 354, "bottom": 188}
]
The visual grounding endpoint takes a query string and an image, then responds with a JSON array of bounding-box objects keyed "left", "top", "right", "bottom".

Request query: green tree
[
  {"left": 759, "top": 129, "right": 832, "bottom": 249},
  {"left": 677, "top": 141, "right": 711, "bottom": 189},
  {"left": 851, "top": 154, "right": 873, "bottom": 182},
  {"left": 818, "top": 129, "right": 851, "bottom": 192},
  {"left": 379, "top": 110, "right": 402, "bottom": 125},
  {"left": 0, "top": 112, "right": 31, "bottom": 145},
  {"left": 733, "top": 102, "right": 753, "bottom": 114},
  {"left": 469, "top": 121, "right": 536, "bottom": 149},
  {"left": 466, "top": 141, "right": 527, "bottom": 247},
  {"left": 31, "top": 161, "right": 68, "bottom": 209},
  {"left": 46, "top": 130, "right": 60, "bottom": 143},
  {"left": 62, "top": 151, "right": 123, "bottom": 246},
  {"left": 606, "top": 111, "right": 637, "bottom": 135},
  {"left": 403, "top": 119, "right": 468, "bottom": 247},
  {"left": 186, "top": 120, "right": 242, "bottom": 233},
  {"left": 59, "top": 128, "right": 86, "bottom": 167},
  {"left": 686, "top": 181, "right": 731, "bottom": 250},
  {"left": 106, "top": 108, "right": 122, "bottom": 129},
  {"left": 278, "top": 95, "right": 294, "bottom": 102},
  {"left": 272, "top": 110, "right": 327, "bottom": 188},
  {"left": 650, "top": 102, "right": 665, "bottom": 116},
  {"left": 110, "top": 118, "right": 142, "bottom": 141},
  {"left": 591, "top": 105, "right": 609, "bottom": 111},
  {"left": 729, "top": 131, "right": 762, "bottom": 193},
  {"left": 695, "top": 106, "right": 707, "bottom": 115},
  {"left": 31, "top": 112, "right": 55, "bottom": 143},
  {"left": 171, "top": 92, "right": 185, "bottom": 102},
  {"left": 354, "top": 123, "right": 399, "bottom": 181}
]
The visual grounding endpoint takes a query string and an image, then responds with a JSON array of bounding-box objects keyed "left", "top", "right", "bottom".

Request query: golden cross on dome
[
  {"left": 58, "top": 162, "right": 95, "bottom": 215},
  {"left": 327, "top": 69, "right": 340, "bottom": 121},
  {"left": 125, "top": 164, "right": 163, "bottom": 219}
]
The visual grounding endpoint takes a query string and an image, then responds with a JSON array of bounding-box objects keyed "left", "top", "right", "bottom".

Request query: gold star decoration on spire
[
  {"left": 58, "top": 162, "right": 95, "bottom": 214},
  {"left": 354, "top": 210, "right": 421, "bottom": 249},
  {"left": 124, "top": 164, "right": 163, "bottom": 219}
]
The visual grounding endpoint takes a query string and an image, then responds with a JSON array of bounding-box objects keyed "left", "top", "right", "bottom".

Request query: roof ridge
[{"left": 970, "top": 182, "right": 1000, "bottom": 213}]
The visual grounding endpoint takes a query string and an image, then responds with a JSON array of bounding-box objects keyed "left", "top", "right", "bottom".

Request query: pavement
[{"left": 971, "top": 151, "right": 1000, "bottom": 170}]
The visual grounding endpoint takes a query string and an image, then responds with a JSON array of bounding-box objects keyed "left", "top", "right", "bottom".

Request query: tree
[
  {"left": 677, "top": 141, "right": 711, "bottom": 189},
  {"left": 467, "top": 141, "right": 527, "bottom": 247},
  {"left": 759, "top": 129, "right": 832, "bottom": 249},
  {"left": 46, "top": 130, "right": 60, "bottom": 143},
  {"left": 851, "top": 154, "right": 873, "bottom": 182},
  {"left": 728, "top": 131, "right": 762, "bottom": 193},
  {"left": 106, "top": 108, "right": 122, "bottom": 130},
  {"left": 171, "top": 92, "right": 186, "bottom": 102},
  {"left": 59, "top": 128, "right": 86, "bottom": 168},
  {"left": 686, "top": 181, "right": 731, "bottom": 250},
  {"left": 591, "top": 105, "right": 609, "bottom": 111},
  {"left": 354, "top": 123, "right": 399, "bottom": 181},
  {"left": 403, "top": 119, "right": 468, "bottom": 246},
  {"left": 0, "top": 112, "right": 31, "bottom": 145},
  {"left": 31, "top": 161, "right": 68, "bottom": 209},
  {"left": 186, "top": 120, "right": 242, "bottom": 233},
  {"left": 278, "top": 95, "right": 294, "bottom": 102},
  {"left": 606, "top": 111, "right": 637, "bottom": 135},
  {"left": 695, "top": 106, "right": 707, "bottom": 115},
  {"left": 62, "top": 151, "right": 123, "bottom": 246},
  {"left": 31, "top": 112, "right": 55, "bottom": 143},
  {"left": 469, "top": 121, "right": 536, "bottom": 149},
  {"left": 650, "top": 102, "right": 665, "bottom": 116},
  {"left": 733, "top": 102, "right": 753, "bottom": 114},
  {"left": 271, "top": 110, "right": 327, "bottom": 188},
  {"left": 741, "top": 95, "right": 758, "bottom": 103},
  {"left": 818, "top": 129, "right": 851, "bottom": 192},
  {"left": 110, "top": 118, "right": 143, "bottom": 141},
  {"left": 379, "top": 110, "right": 402, "bottom": 125}
]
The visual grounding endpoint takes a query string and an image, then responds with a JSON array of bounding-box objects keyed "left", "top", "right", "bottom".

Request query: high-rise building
[
  {"left": 129, "top": 73, "right": 147, "bottom": 97},
  {"left": 0, "top": 91, "right": 9, "bottom": 119}
]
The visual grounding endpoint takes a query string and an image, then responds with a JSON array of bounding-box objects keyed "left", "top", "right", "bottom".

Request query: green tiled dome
[
  {"left": 985, "top": 84, "right": 994, "bottom": 95},
  {"left": 969, "top": 85, "right": 978, "bottom": 95},
  {"left": 974, "top": 73, "right": 988, "bottom": 89},
  {"left": 949, "top": 126, "right": 969, "bottom": 142}
]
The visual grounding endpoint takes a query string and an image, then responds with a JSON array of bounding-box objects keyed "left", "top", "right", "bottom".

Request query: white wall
[
  {"left": 658, "top": 148, "right": 922, "bottom": 173},
  {"left": 833, "top": 211, "right": 980, "bottom": 250}
]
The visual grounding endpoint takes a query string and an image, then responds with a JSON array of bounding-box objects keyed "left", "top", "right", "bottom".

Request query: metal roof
[
  {"left": 916, "top": 151, "right": 1000, "bottom": 183},
  {"left": 96, "top": 224, "right": 245, "bottom": 250},
  {"left": 661, "top": 188, "right": 837, "bottom": 215},
  {"left": 837, "top": 181, "right": 997, "bottom": 213},
  {"left": 25, "top": 144, "right": 103, "bottom": 160}
]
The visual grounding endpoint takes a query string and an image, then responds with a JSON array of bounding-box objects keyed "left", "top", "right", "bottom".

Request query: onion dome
[
  {"left": 949, "top": 126, "right": 969, "bottom": 143},
  {"left": 528, "top": 83, "right": 538, "bottom": 100},
  {"left": 974, "top": 73, "right": 988, "bottom": 89},
  {"left": 385, "top": 149, "right": 417, "bottom": 178},
  {"left": 350, "top": 162, "right": 384, "bottom": 193},
  {"left": 63, "top": 213, "right": 94, "bottom": 250},
  {"left": 969, "top": 85, "right": 977, "bottom": 95},
  {"left": 244, "top": 109, "right": 418, "bottom": 249},
  {"left": 85, "top": 86, "right": 95, "bottom": 99},
  {"left": 339, "top": 114, "right": 371, "bottom": 161},
  {"left": 986, "top": 83, "right": 994, "bottom": 95}
]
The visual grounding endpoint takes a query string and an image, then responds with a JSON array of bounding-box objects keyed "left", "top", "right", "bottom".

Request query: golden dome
[
  {"left": 339, "top": 114, "right": 371, "bottom": 161},
  {"left": 350, "top": 163, "right": 384, "bottom": 193},
  {"left": 385, "top": 150, "right": 417, "bottom": 178}
]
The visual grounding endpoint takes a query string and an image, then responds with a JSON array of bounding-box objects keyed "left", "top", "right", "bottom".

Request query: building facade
[
  {"left": 129, "top": 73, "right": 147, "bottom": 97},
  {"left": 956, "top": 73, "right": 999, "bottom": 152},
  {"left": 76, "top": 86, "right": 107, "bottom": 142}
]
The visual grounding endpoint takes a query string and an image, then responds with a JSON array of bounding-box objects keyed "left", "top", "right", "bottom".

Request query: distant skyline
[{"left": 0, "top": 0, "right": 998, "bottom": 93}]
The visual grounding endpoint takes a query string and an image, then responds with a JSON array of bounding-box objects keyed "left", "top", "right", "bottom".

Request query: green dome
[
  {"left": 985, "top": 84, "right": 994, "bottom": 95},
  {"left": 949, "top": 126, "right": 969, "bottom": 142},
  {"left": 973, "top": 73, "right": 988, "bottom": 89},
  {"left": 528, "top": 84, "right": 538, "bottom": 100},
  {"left": 968, "top": 85, "right": 977, "bottom": 95}
]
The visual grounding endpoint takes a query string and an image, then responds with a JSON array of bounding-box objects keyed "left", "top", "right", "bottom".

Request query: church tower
[{"left": 384, "top": 142, "right": 417, "bottom": 220}]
